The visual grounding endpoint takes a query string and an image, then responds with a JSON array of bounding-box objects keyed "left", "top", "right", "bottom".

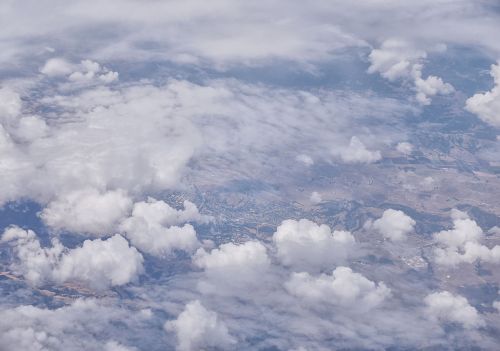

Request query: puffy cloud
[
  {"left": 104, "top": 341, "right": 137, "bottom": 351},
  {"left": 465, "top": 61, "right": 500, "bottom": 127},
  {"left": 494, "top": 301, "right": 500, "bottom": 313},
  {"left": 368, "top": 40, "right": 453, "bottom": 105},
  {"left": 371, "top": 209, "right": 416, "bottom": 241},
  {"left": 12, "top": 115, "right": 48, "bottom": 142},
  {"left": 433, "top": 210, "right": 500, "bottom": 266},
  {"left": 0, "top": 299, "right": 145, "bottom": 351},
  {"left": 1, "top": 226, "right": 62, "bottom": 286},
  {"left": 413, "top": 68, "right": 454, "bottom": 105},
  {"left": 309, "top": 191, "right": 322, "bottom": 204},
  {"left": 296, "top": 154, "right": 314, "bottom": 166},
  {"left": 368, "top": 39, "right": 426, "bottom": 82},
  {"left": 119, "top": 198, "right": 204, "bottom": 256},
  {"left": 165, "top": 300, "right": 236, "bottom": 351},
  {"left": 193, "top": 241, "right": 270, "bottom": 293},
  {"left": 424, "top": 291, "right": 484, "bottom": 329},
  {"left": 40, "top": 57, "right": 74, "bottom": 76},
  {"left": 68, "top": 60, "right": 119, "bottom": 84},
  {"left": 2, "top": 227, "right": 143, "bottom": 289},
  {"left": 0, "top": 87, "right": 22, "bottom": 124},
  {"left": 335, "top": 136, "right": 381, "bottom": 164},
  {"left": 0, "top": 81, "right": 202, "bottom": 205},
  {"left": 273, "top": 219, "right": 356, "bottom": 272},
  {"left": 396, "top": 141, "right": 413, "bottom": 155},
  {"left": 55, "top": 234, "right": 144, "bottom": 290},
  {"left": 41, "top": 188, "right": 133, "bottom": 236},
  {"left": 285, "top": 267, "right": 391, "bottom": 311}
]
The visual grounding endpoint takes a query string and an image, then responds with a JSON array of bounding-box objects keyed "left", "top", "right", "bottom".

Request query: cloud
[
  {"left": 104, "top": 341, "right": 137, "bottom": 351},
  {"left": 67, "top": 59, "right": 119, "bottom": 84},
  {"left": 119, "top": 198, "right": 204, "bottom": 257},
  {"left": 465, "top": 61, "right": 500, "bottom": 127},
  {"left": 0, "top": 299, "right": 147, "bottom": 351},
  {"left": 193, "top": 241, "right": 271, "bottom": 294},
  {"left": 165, "top": 300, "right": 236, "bottom": 351},
  {"left": 285, "top": 267, "right": 391, "bottom": 312},
  {"left": 296, "top": 154, "right": 314, "bottom": 166},
  {"left": 0, "top": 87, "right": 22, "bottom": 124},
  {"left": 335, "top": 136, "right": 381, "bottom": 164},
  {"left": 2, "top": 226, "right": 144, "bottom": 289},
  {"left": 309, "top": 191, "right": 322, "bottom": 204},
  {"left": 368, "top": 40, "right": 454, "bottom": 105},
  {"left": 396, "top": 141, "right": 413, "bottom": 154},
  {"left": 0, "top": 80, "right": 202, "bottom": 206},
  {"left": 272, "top": 219, "right": 356, "bottom": 272},
  {"left": 41, "top": 188, "right": 133, "bottom": 236},
  {"left": 40, "top": 57, "right": 74, "bottom": 76},
  {"left": 433, "top": 210, "right": 500, "bottom": 266},
  {"left": 371, "top": 209, "right": 416, "bottom": 241},
  {"left": 424, "top": 291, "right": 484, "bottom": 329}
]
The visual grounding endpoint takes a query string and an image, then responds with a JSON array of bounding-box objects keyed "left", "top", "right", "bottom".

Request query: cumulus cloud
[
  {"left": 0, "top": 81, "right": 202, "bottom": 205},
  {"left": 68, "top": 60, "right": 119, "bottom": 84},
  {"left": 273, "top": 219, "right": 356, "bottom": 272},
  {"left": 296, "top": 154, "right": 314, "bottom": 166},
  {"left": 41, "top": 188, "right": 132, "bottom": 236},
  {"left": 335, "top": 136, "right": 381, "bottom": 164},
  {"left": 371, "top": 209, "right": 416, "bottom": 241},
  {"left": 193, "top": 241, "right": 271, "bottom": 294},
  {"left": 165, "top": 300, "right": 236, "bottom": 351},
  {"left": 396, "top": 141, "right": 413, "bottom": 155},
  {"left": 465, "top": 61, "right": 500, "bottom": 127},
  {"left": 424, "top": 291, "right": 484, "bottom": 329},
  {"left": 309, "top": 191, "right": 322, "bottom": 204},
  {"left": 2, "top": 226, "right": 143, "bottom": 289},
  {"left": 119, "top": 198, "right": 204, "bottom": 257},
  {"left": 0, "top": 299, "right": 146, "bottom": 351},
  {"left": 40, "top": 57, "right": 74, "bottom": 76},
  {"left": 12, "top": 115, "right": 48, "bottom": 142},
  {"left": 368, "top": 40, "right": 453, "bottom": 105},
  {"left": 105, "top": 341, "right": 137, "bottom": 351},
  {"left": 0, "top": 87, "right": 22, "bottom": 124},
  {"left": 433, "top": 210, "right": 500, "bottom": 266},
  {"left": 286, "top": 267, "right": 391, "bottom": 312},
  {"left": 494, "top": 301, "right": 500, "bottom": 313}
]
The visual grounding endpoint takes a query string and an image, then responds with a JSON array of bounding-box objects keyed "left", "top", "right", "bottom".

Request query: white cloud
[
  {"left": 0, "top": 87, "right": 22, "bottom": 124},
  {"left": 0, "top": 299, "right": 146, "bottom": 351},
  {"left": 368, "top": 40, "right": 453, "bottom": 105},
  {"left": 0, "top": 81, "right": 202, "bottom": 205},
  {"left": 465, "top": 61, "right": 500, "bottom": 127},
  {"left": 119, "top": 198, "right": 204, "bottom": 257},
  {"left": 2, "top": 227, "right": 144, "bottom": 290},
  {"left": 296, "top": 154, "right": 314, "bottom": 166},
  {"left": 285, "top": 267, "right": 391, "bottom": 312},
  {"left": 165, "top": 300, "right": 236, "bottom": 351},
  {"left": 193, "top": 241, "right": 271, "bottom": 294},
  {"left": 68, "top": 60, "right": 118, "bottom": 84},
  {"left": 433, "top": 210, "right": 500, "bottom": 266},
  {"left": 424, "top": 291, "right": 484, "bottom": 329},
  {"left": 12, "top": 115, "right": 48, "bottom": 142},
  {"left": 40, "top": 58, "right": 74, "bottom": 76},
  {"left": 41, "top": 188, "right": 133, "bottom": 236},
  {"left": 396, "top": 141, "right": 413, "bottom": 155},
  {"left": 371, "top": 209, "right": 416, "bottom": 241},
  {"left": 105, "top": 341, "right": 137, "bottom": 351},
  {"left": 493, "top": 301, "right": 500, "bottom": 313},
  {"left": 335, "top": 136, "right": 381, "bottom": 164},
  {"left": 309, "top": 191, "right": 322, "bottom": 204},
  {"left": 273, "top": 219, "right": 356, "bottom": 272}
]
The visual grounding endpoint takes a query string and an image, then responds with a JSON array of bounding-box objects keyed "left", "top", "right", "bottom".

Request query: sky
[{"left": 0, "top": 1, "right": 500, "bottom": 350}]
